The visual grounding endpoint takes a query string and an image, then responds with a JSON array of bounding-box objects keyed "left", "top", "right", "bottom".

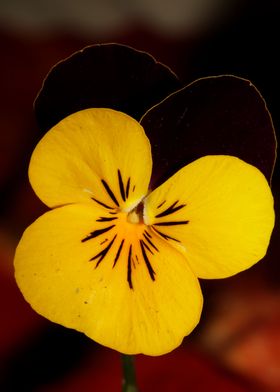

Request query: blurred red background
[{"left": 0, "top": 0, "right": 279, "bottom": 390}]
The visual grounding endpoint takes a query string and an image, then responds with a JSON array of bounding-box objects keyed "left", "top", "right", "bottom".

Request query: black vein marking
[
  {"left": 96, "top": 216, "right": 117, "bottom": 222},
  {"left": 132, "top": 185, "right": 136, "bottom": 192},
  {"left": 101, "top": 179, "right": 120, "bottom": 207},
  {"left": 109, "top": 211, "right": 117, "bottom": 215},
  {"left": 127, "top": 245, "right": 133, "bottom": 289},
  {"left": 152, "top": 227, "right": 180, "bottom": 243},
  {"left": 141, "top": 239, "right": 154, "bottom": 255},
  {"left": 143, "top": 232, "right": 159, "bottom": 252},
  {"left": 135, "top": 254, "right": 139, "bottom": 263},
  {"left": 154, "top": 220, "right": 189, "bottom": 226},
  {"left": 157, "top": 200, "right": 166, "bottom": 209},
  {"left": 81, "top": 225, "right": 115, "bottom": 242},
  {"left": 155, "top": 201, "right": 186, "bottom": 218},
  {"left": 140, "top": 240, "right": 156, "bottom": 282},
  {"left": 91, "top": 197, "right": 114, "bottom": 210},
  {"left": 113, "top": 239, "right": 125, "bottom": 268},
  {"left": 118, "top": 170, "right": 126, "bottom": 201},
  {"left": 90, "top": 234, "right": 117, "bottom": 267},
  {"left": 144, "top": 230, "right": 152, "bottom": 238},
  {"left": 125, "top": 178, "right": 130, "bottom": 198},
  {"left": 100, "top": 238, "right": 108, "bottom": 245}
]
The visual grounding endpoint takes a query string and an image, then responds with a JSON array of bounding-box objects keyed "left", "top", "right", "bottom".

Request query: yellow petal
[
  {"left": 144, "top": 156, "right": 275, "bottom": 279},
  {"left": 14, "top": 203, "right": 202, "bottom": 355},
  {"left": 29, "top": 108, "right": 152, "bottom": 211}
]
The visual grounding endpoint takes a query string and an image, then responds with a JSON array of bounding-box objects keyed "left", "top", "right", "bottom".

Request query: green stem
[{"left": 122, "top": 354, "right": 138, "bottom": 392}]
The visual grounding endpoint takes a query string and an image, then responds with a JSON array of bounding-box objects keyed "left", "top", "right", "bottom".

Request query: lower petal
[{"left": 14, "top": 204, "right": 202, "bottom": 355}]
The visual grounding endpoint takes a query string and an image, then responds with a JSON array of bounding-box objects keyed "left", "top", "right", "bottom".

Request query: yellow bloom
[{"left": 14, "top": 108, "right": 274, "bottom": 356}]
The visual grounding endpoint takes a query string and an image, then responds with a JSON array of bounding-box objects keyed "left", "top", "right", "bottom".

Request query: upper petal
[
  {"left": 14, "top": 204, "right": 202, "bottom": 355},
  {"left": 141, "top": 76, "right": 276, "bottom": 187},
  {"left": 29, "top": 108, "right": 152, "bottom": 210},
  {"left": 144, "top": 155, "right": 275, "bottom": 279},
  {"left": 35, "top": 43, "right": 180, "bottom": 132}
]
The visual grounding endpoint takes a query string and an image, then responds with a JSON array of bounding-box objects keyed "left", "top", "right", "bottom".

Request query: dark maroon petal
[
  {"left": 34, "top": 44, "right": 180, "bottom": 132},
  {"left": 141, "top": 75, "right": 276, "bottom": 188}
]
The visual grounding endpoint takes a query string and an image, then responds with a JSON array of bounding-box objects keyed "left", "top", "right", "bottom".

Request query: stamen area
[
  {"left": 127, "top": 201, "right": 144, "bottom": 225},
  {"left": 127, "top": 210, "right": 140, "bottom": 224}
]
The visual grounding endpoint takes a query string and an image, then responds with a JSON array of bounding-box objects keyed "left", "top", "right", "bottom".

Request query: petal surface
[
  {"left": 144, "top": 156, "right": 275, "bottom": 279},
  {"left": 29, "top": 108, "right": 152, "bottom": 210},
  {"left": 14, "top": 204, "right": 202, "bottom": 356}
]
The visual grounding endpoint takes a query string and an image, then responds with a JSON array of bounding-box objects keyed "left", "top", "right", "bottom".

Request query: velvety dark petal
[
  {"left": 140, "top": 76, "right": 276, "bottom": 187},
  {"left": 34, "top": 44, "right": 180, "bottom": 132}
]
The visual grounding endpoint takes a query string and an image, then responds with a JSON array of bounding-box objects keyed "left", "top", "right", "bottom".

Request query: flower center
[{"left": 127, "top": 201, "right": 144, "bottom": 224}]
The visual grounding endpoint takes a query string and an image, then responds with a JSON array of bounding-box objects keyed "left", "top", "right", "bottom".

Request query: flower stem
[{"left": 122, "top": 354, "right": 138, "bottom": 392}]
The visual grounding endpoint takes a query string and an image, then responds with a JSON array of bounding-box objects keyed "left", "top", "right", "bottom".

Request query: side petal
[
  {"left": 14, "top": 204, "right": 202, "bottom": 356},
  {"left": 29, "top": 108, "right": 152, "bottom": 210},
  {"left": 144, "top": 156, "right": 275, "bottom": 279}
]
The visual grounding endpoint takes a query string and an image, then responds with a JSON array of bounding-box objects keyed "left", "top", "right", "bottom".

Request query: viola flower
[{"left": 14, "top": 108, "right": 274, "bottom": 356}]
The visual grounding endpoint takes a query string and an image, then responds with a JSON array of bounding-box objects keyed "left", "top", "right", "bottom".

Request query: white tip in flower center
[
  {"left": 127, "top": 210, "right": 141, "bottom": 224},
  {"left": 126, "top": 198, "right": 146, "bottom": 224}
]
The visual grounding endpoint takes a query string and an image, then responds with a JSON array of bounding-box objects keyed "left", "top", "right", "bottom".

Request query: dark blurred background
[{"left": 0, "top": 0, "right": 279, "bottom": 391}]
